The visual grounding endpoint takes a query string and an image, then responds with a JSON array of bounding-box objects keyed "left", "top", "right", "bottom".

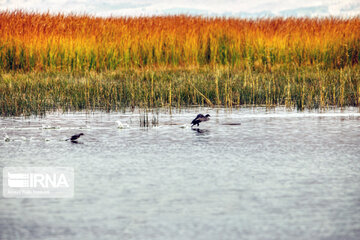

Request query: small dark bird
[
  {"left": 191, "top": 114, "right": 210, "bottom": 127},
  {"left": 66, "top": 133, "right": 84, "bottom": 141}
]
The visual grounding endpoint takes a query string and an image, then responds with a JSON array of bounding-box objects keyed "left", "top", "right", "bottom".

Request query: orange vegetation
[{"left": 0, "top": 10, "right": 359, "bottom": 71}]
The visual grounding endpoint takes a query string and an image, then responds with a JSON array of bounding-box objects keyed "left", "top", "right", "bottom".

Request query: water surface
[{"left": 1, "top": 107, "right": 360, "bottom": 240}]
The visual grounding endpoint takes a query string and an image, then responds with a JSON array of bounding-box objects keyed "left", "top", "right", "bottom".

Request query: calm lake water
[{"left": 0, "top": 107, "right": 360, "bottom": 240}]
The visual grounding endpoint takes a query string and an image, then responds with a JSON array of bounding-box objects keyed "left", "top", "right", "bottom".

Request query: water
[{"left": 0, "top": 107, "right": 360, "bottom": 240}]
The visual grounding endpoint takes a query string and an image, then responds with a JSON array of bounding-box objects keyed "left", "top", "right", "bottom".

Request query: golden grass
[{"left": 0, "top": 11, "right": 359, "bottom": 71}]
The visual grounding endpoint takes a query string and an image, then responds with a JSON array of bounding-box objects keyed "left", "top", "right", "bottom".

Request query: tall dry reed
[{"left": 0, "top": 11, "right": 359, "bottom": 72}]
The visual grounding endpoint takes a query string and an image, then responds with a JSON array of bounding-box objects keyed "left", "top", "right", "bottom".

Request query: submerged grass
[
  {"left": 139, "top": 109, "right": 159, "bottom": 128},
  {"left": 1, "top": 66, "right": 359, "bottom": 116}
]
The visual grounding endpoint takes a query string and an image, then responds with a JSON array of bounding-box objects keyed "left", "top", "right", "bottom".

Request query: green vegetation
[{"left": 1, "top": 66, "right": 359, "bottom": 116}]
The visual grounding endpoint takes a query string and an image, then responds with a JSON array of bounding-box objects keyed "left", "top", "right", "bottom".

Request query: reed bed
[
  {"left": 1, "top": 67, "right": 359, "bottom": 116},
  {"left": 0, "top": 11, "right": 360, "bottom": 116},
  {"left": 0, "top": 11, "right": 360, "bottom": 71}
]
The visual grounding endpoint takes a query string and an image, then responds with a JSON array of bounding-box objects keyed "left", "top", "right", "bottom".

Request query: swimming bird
[
  {"left": 66, "top": 133, "right": 84, "bottom": 142},
  {"left": 116, "top": 120, "right": 130, "bottom": 129},
  {"left": 191, "top": 114, "right": 210, "bottom": 127},
  {"left": 4, "top": 133, "right": 10, "bottom": 142}
]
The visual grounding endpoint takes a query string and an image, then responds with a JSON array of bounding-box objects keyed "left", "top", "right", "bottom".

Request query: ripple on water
[{"left": 0, "top": 107, "right": 360, "bottom": 240}]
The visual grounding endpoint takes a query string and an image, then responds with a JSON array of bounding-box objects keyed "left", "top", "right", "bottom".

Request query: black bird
[
  {"left": 66, "top": 133, "right": 84, "bottom": 142},
  {"left": 191, "top": 114, "right": 210, "bottom": 127}
]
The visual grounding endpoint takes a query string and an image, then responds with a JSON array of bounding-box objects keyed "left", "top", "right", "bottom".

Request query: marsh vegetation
[
  {"left": 0, "top": 12, "right": 359, "bottom": 116},
  {"left": 1, "top": 67, "right": 359, "bottom": 116}
]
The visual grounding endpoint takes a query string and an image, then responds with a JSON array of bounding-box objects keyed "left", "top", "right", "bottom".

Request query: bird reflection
[{"left": 191, "top": 127, "right": 210, "bottom": 135}]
